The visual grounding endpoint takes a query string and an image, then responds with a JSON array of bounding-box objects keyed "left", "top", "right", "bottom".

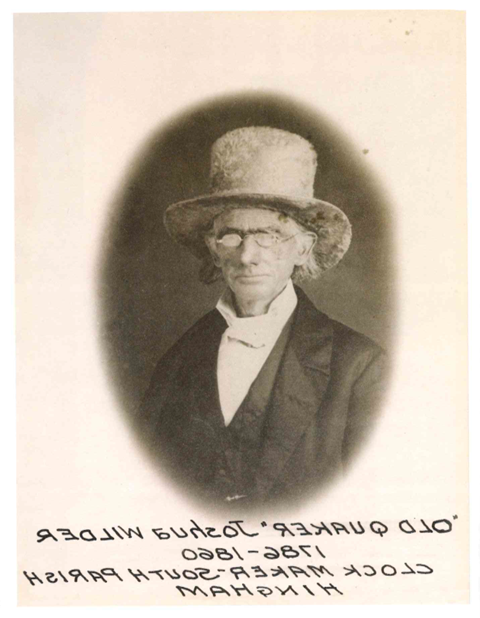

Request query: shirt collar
[{"left": 216, "top": 280, "right": 298, "bottom": 347}]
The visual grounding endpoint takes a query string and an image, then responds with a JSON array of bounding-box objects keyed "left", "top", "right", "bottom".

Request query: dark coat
[{"left": 139, "top": 287, "right": 388, "bottom": 509}]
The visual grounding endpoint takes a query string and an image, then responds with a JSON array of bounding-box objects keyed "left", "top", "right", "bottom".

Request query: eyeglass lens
[{"left": 217, "top": 233, "right": 280, "bottom": 248}]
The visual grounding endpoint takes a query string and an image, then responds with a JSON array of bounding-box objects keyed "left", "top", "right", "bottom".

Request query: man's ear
[
  {"left": 205, "top": 235, "right": 221, "bottom": 267},
  {"left": 295, "top": 232, "right": 317, "bottom": 265}
]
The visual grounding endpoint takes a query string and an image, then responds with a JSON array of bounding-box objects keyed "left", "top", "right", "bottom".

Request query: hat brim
[{"left": 164, "top": 191, "right": 352, "bottom": 273}]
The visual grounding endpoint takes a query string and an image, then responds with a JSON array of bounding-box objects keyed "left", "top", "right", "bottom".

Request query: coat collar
[{"left": 254, "top": 286, "right": 334, "bottom": 498}]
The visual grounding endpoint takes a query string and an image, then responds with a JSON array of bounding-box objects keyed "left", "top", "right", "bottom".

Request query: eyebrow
[{"left": 216, "top": 226, "right": 284, "bottom": 236}]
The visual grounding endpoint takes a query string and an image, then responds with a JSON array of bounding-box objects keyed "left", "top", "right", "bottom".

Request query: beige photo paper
[{"left": 15, "top": 11, "right": 468, "bottom": 606}]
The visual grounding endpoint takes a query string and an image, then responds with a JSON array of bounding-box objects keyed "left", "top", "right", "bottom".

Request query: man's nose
[{"left": 238, "top": 235, "right": 261, "bottom": 264}]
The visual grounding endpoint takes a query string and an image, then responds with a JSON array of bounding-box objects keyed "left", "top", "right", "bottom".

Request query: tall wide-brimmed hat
[{"left": 164, "top": 126, "right": 352, "bottom": 272}]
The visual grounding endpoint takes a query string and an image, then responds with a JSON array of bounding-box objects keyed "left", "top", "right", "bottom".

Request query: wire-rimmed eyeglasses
[{"left": 215, "top": 231, "right": 300, "bottom": 249}]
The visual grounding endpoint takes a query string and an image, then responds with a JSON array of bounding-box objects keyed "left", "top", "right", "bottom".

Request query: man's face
[{"left": 208, "top": 208, "right": 314, "bottom": 310}]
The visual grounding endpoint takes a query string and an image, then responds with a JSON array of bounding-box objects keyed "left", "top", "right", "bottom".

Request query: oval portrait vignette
[{"left": 97, "top": 91, "right": 395, "bottom": 512}]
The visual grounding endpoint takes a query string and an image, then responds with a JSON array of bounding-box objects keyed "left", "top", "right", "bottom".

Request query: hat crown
[{"left": 210, "top": 127, "right": 317, "bottom": 199}]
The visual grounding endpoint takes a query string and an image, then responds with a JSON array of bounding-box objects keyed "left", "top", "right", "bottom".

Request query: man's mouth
[{"left": 236, "top": 274, "right": 269, "bottom": 281}]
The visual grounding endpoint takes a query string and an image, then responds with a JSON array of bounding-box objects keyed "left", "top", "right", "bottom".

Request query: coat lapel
[{"left": 254, "top": 288, "right": 333, "bottom": 498}]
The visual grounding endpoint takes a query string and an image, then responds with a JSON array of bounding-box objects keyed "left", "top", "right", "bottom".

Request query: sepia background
[{"left": 15, "top": 11, "right": 468, "bottom": 605}]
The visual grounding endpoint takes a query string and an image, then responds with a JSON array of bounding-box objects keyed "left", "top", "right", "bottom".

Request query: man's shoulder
[
  {"left": 143, "top": 309, "right": 224, "bottom": 399},
  {"left": 173, "top": 308, "right": 225, "bottom": 345},
  {"left": 295, "top": 291, "right": 388, "bottom": 394},
  {"left": 157, "top": 309, "right": 225, "bottom": 364},
  {"left": 295, "top": 286, "right": 385, "bottom": 360},
  {"left": 329, "top": 317, "right": 385, "bottom": 356}
]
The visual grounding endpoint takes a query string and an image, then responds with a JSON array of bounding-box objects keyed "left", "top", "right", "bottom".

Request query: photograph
[
  {"left": 100, "top": 95, "right": 393, "bottom": 510},
  {"left": 15, "top": 11, "right": 468, "bottom": 606}
]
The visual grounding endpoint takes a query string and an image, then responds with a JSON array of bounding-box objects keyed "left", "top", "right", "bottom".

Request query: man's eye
[
  {"left": 255, "top": 233, "right": 279, "bottom": 246},
  {"left": 218, "top": 234, "right": 242, "bottom": 246}
]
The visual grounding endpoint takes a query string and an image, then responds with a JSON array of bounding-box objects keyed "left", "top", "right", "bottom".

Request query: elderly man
[{"left": 140, "top": 127, "right": 387, "bottom": 508}]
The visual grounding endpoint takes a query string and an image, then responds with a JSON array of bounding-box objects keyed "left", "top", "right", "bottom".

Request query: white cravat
[{"left": 216, "top": 280, "right": 298, "bottom": 426}]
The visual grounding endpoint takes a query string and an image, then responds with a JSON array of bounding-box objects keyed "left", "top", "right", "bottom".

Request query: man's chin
[{"left": 231, "top": 279, "right": 273, "bottom": 300}]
